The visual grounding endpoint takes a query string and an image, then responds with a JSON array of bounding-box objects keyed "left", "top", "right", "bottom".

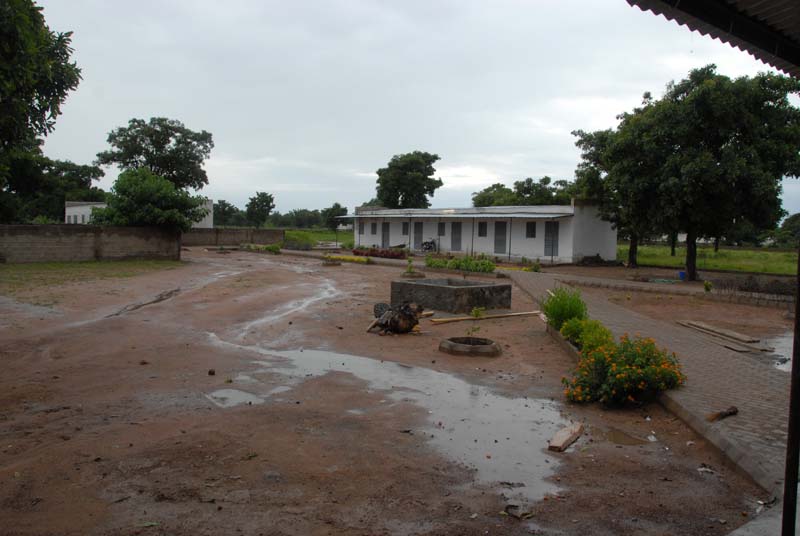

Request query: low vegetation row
[
  {"left": 352, "top": 247, "right": 407, "bottom": 259},
  {"left": 541, "top": 287, "right": 685, "bottom": 405},
  {"left": 617, "top": 244, "right": 796, "bottom": 276},
  {"left": 424, "top": 254, "right": 496, "bottom": 273}
]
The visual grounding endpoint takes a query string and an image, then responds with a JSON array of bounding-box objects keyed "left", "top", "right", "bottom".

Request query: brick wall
[
  {"left": 181, "top": 228, "right": 284, "bottom": 246},
  {"left": 0, "top": 225, "right": 181, "bottom": 263}
]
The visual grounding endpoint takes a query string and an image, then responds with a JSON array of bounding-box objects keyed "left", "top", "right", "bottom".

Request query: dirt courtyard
[{"left": 0, "top": 250, "right": 770, "bottom": 535}]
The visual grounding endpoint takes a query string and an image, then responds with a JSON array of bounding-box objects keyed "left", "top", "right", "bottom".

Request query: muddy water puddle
[
  {"left": 604, "top": 427, "right": 648, "bottom": 446},
  {"left": 764, "top": 331, "right": 793, "bottom": 372},
  {"left": 206, "top": 334, "right": 566, "bottom": 501}
]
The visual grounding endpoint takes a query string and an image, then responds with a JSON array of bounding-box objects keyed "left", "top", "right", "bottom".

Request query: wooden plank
[
  {"left": 685, "top": 321, "right": 759, "bottom": 343},
  {"left": 429, "top": 311, "right": 540, "bottom": 325},
  {"left": 548, "top": 422, "right": 583, "bottom": 452}
]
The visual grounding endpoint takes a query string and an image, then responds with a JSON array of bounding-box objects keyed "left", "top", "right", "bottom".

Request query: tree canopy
[
  {"left": 95, "top": 117, "right": 214, "bottom": 191},
  {"left": 245, "top": 192, "right": 275, "bottom": 228},
  {"left": 321, "top": 202, "right": 347, "bottom": 230},
  {"left": 472, "top": 177, "right": 574, "bottom": 207},
  {"left": 91, "top": 168, "right": 207, "bottom": 232},
  {"left": 572, "top": 65, "right": 800, "bottom": 279},
  {"left": 375, "top": 151, "right": 443, "bottom": 208},
  {"left": 213, "top": 199, "right": 248, "bottom": 227},
  {"left": 0, "top": 0, "right": 81, "bottom": 173}
]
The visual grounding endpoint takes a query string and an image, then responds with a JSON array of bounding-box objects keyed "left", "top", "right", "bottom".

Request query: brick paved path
[{"left": 509, "top": 271, "right": 791, "bottom": 495}]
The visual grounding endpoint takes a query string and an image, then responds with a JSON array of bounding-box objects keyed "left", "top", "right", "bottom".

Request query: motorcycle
[{"left": 421, "top": 239, "right": 438, "bottom": 253}]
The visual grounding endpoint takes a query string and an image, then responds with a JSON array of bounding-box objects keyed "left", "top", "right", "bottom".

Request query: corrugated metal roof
[
  {"left": 344, "top": 205, "right": 574, "bottom": 219},
  {"left": 628, "top": 0, "right": 800, "bottom": 78}
]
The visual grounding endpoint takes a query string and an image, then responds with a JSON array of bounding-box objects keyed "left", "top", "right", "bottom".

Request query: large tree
[
  {"left": 91, "top": 168, "right": 207, "bottom": 232},
  {"left": 472, "top": 183, "right": 516, "bottom": 207},
  {"left": 321, "top": 202, "right": 347, "bottom": 230},
  {"left": 213, "top": 199, "right": 247, "bottom": 227},
  {"left": 653, "top": 66, "right": 800, "bottom": 280},
  {"left": 245, "top": 192, "right": 275, "bottom": 228},
  {"left": 0, "top": 0, "right": 81, "bottom": 179},
  {"left": 375, "top": 151, "right": 443, "bottom": 208},
  {"left": 95, "top": 117, "right": 214, "bottom": 191}
]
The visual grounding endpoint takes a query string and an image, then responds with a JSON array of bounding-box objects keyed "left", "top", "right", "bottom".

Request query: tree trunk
[
  {"left": 686, "top": 229, "right": 698, "bottom": 281},
  {"left": 627, "top": 235, "right": 639, "bottom": 268},
  {"left": 670, "top": 233, "right": 677, "bottom": 257},
  {"left": 714, "top": 237, "right": 720, "bottom": 252}
]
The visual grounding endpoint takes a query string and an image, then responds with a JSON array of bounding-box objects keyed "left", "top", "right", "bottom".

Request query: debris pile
[{"left": 367, "top": 302, "right": 423, "bottom": 334}]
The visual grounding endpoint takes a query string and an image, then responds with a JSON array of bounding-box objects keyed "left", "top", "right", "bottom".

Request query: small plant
[
  {"left": 405, "top": 258, "right": 415, "bottom": 273},
  {"left": 532, "top": 259, "right": 541, "bottom": 272},
  {"left": 541, "top": 287, "right": 587, "bottom": 330},
  {"left": 465, "top": 307, "right": 486, "bottom": 339},
  {"left": 424, "top": 255, "right": 495, "bottom": 273},
  {"left": 240, "top": 243, "right": 280, "bottom": 254},
  {"left": 561, "top": 334, "right": 685, "bottom": 405},
  {"left": 703, "top": 280, "right": 713, "bottom": 292},
  {"left": 560, "top": 318, "right": 614, "bottom": 352},
  {"left": 326, "top": 255, "right": 372, "bottom": 265}
]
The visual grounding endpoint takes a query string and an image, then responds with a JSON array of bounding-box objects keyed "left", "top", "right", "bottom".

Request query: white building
[
  {"left": 350, "top": 201, "right": 616, "bottom": 263},
  {"left": 64, "top": 199, "right": 215, "bottom": 228}
]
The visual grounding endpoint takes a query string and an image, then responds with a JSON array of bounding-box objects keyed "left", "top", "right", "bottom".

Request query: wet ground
[{"left": 0, "top": 250, "right": 770, "bottom": 535}]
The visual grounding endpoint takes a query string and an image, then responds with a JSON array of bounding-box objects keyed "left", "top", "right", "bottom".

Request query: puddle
[
  {"left": 207, "top": 334, "right": 566, "bottom": 501},
  {"left": 605, "top": 427, "right": 648, "bottom": 446},
  {"left": 764, "top": 330, "right": 794, "bottom": 372},
  {"left": 205, "top": 389, "right": 265, "bottom": 408}
]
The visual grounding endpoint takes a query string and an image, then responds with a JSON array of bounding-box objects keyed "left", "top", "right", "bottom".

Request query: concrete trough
[{"left": 391, "top": 278, "right": 511, "bottom": 314}]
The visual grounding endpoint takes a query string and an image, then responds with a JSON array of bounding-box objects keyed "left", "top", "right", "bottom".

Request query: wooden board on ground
[
  {"left": 676, "top": 321, "right": 773, "bottom": 353},
  {"left": 548, "top": 422, "right": 583, "bottom": 452},
  {"left": 430, "top": 311, "right": 540, "bottom": 325},
  {"left": 684, "top": 321, "right": 760, "bottom": 343}
]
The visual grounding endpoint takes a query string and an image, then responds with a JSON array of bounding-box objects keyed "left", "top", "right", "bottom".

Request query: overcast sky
[{"left": 37, "top": 0, "right": 800, "bottom": 215}]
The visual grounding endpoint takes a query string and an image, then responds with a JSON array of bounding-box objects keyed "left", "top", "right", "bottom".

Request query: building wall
[
  {"left": 0, "top": 225, "right": 180, "bottom": 263},
  {"left": 181, "top": 228, "right": 284, "bottom": 246},
  {"left": 353, "top": 217, "right": 576, "bottom": 262},
  {"left": 570, "top": 204, "right": 617, "bottom": 261},
  {"left": 193, "top": 199, "right": 214, "bottom": 228}
]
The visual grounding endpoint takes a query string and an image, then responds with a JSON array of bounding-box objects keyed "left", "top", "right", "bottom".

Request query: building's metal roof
[
  {"left": 344, "top": 205, "right": 574, "bottom": 219},
  {"left": 628, "top": 0, "right": 800, "bottom": 78}
]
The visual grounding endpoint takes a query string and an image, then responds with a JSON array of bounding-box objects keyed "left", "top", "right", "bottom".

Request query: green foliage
[
  {"left": 774, "top": 213, "right": 800, "bottom": 247},
  {"left": 471, "top": 177, "right": 573, "bottom": 207},
  {"left": 1, "top": 153, "right": 105, "bottom": 223},
  {"left": 405, "top": 258, "right": 414, "bottom": 273},
  {"left": 95, "top": 117, "right": 214, "bottom": 191},
  {"left": 240, "top": 243, "right": 280, "bottom": 254},
  {"left": 0, "top": 0, "right": 81, "bottom": 176},
  {"left": 214, "top": 200, "right": 247, "bottom": 227},
  {"left": 376, "top": 151, "right": 443, "bottom": 208},
  {"left": 560, "top": 318, "right": 614, "bottom": 353},
  {"left": 245, "top": 192, "right": 275, "bottom": 228},
  {"left": 616, "top": 244, "right": 797, "bottom": 275},
  {"left": 573, "top": 65, "right": 800, "bottom": 280},
  {"left": 703, "top": 280, "right": 713, "bottom": 292},
  {"left": 562, "top": 335, "right": 684, "bottom": 405},
  {"left": 282, "top": 230, "right": 317, "bottom": 250},
  {"left": 90, "top": 168, "right": 208, "bottom": 232},
  {"left": 320, "top": 202, "right": 347, "bottom": 231},
  {"left": 31, "top": 214, "right": 59, "bottom": 224},
  {"left": 541, "top": 287, "right": 587, "bottom": 330},
  {"left": 266, "top": 208, "right": 321, "bottom": 228},
  {"left": 424, "top": 255, "right": 495, "bottom": 273}
]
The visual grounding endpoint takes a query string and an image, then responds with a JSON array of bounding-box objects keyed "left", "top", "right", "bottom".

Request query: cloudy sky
[{"left": 37, "top": 0, "right": 800, "bottom": 214}]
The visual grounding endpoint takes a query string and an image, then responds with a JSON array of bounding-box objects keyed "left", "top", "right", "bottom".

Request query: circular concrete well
[{"left": 439, "top": 337, "right": 502, "bottom": 357}]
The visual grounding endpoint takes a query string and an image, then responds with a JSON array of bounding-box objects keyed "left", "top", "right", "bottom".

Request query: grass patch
[
  {"left": 0, "top": 260, "right": 183, "bottom": 296},
  {"left": 618, "top": 244, "right": 797, "bottom": 275}
]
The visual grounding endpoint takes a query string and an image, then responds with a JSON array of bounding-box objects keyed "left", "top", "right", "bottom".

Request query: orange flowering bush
[{"left": 561, "top": 334, "right": 685, "bottom": 405}]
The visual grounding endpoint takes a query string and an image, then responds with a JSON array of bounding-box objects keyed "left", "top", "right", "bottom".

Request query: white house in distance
[
  {"left": 64, "top": 199, "right": 215, "bottom": 228},
  {"left": 350, "top": 200, "right": 616, "bottom": 264}
]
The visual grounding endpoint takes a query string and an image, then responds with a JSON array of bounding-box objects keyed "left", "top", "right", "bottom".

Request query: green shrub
[
  {"left": 532, "top": 259, "right": 541, "bottom": 272},
  {"left": 282, "top": 230, "right": 317, "bottom": 250},
  {"left": 560, "top": 318, "right": 584, "bottom": 344},
  {"left": 424, "top": 255, "right": 495, "bottom": 273},
  {"left": 703, "top": 280, "right": 713, "bottom": 292},
  {"left": 241, "top": 243, "right": 280, "bottom": 254},
  {"left": 562, "top": 335, "right": 684, "bottom": 404},
  {"left": 541, "top": 287, "right": 587, "bottom": 329},
  {"left": 560, "top": 318, "right": 614, "bottom": 353},
  {"left": 341, "top": 237, "right": 355, "bottom": 249}
]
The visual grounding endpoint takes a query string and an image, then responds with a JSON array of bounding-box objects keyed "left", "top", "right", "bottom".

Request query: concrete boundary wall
[
  {"left": 0, "top": 224, "right": 180, "bottom": 263},
  {"left": 182, "top": 228, "right": 284, "bottom": 246}
]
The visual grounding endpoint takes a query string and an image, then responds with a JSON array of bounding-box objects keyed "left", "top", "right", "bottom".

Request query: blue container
[{"left": 678, "top": 271, "right": 686, "bottom": 281}]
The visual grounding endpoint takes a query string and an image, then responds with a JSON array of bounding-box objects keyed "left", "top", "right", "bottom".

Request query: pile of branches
[{"left": 367, "top": 302, "right": 422, "bottom": 334}]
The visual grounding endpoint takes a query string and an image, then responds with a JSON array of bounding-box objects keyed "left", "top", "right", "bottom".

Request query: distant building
[
  {"left": 349, "top": 200, "right": 616, "bottom": 263},
  {"left": 64, "top": 201, "right": 106, "bottom": 224},
  {"left": 64, "top": 198, "right": 215, "bottom": 228}
]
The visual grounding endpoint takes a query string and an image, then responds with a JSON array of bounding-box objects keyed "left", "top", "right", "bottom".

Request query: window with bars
[
  {"left": 402, "top": 222, "right": 409, "bottom": 235},
  {"left": 371, "top": 222, "right": 377, "bottom": 234},
  {"left": 526, "top": 221, "right": 536, "bottom": 238},
  {"left": 358, "top": 222, "right": 364, "bottom": 235},
  {"left": 437, "top": 222, "right": 446, "bottom": 236},
  {"left": 478, "top": 221, "right": 487, "bottom": 237}
]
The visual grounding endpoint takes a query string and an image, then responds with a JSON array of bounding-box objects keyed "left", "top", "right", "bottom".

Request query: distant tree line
[{"left": 214, "top": 197, "right": 347, "bottom": 230}]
